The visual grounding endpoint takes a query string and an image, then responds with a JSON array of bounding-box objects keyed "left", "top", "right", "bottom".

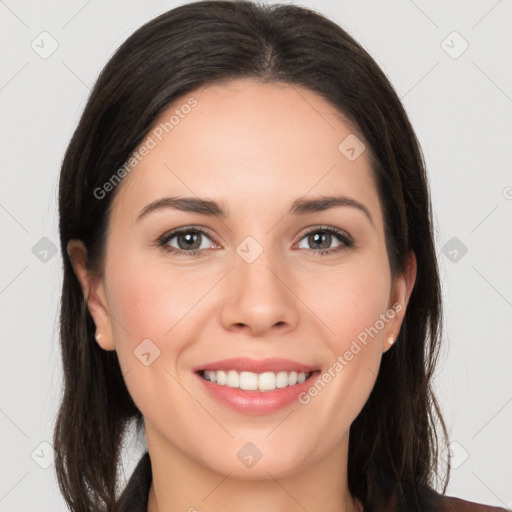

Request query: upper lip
[{"left": 193, "top": 357, "right": 318, "bottom": 374}]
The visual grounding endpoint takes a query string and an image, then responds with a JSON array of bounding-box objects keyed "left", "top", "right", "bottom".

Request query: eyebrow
[{"left": 136, "top": 194, "right": 374, "bottom": 226}]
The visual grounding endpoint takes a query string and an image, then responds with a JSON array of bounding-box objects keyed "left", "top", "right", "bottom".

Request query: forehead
[{"left": 109, "top": 78, "right": 381, "bottom": 226}]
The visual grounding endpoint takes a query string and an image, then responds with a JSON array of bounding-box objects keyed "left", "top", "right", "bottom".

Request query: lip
[
  {"left": 192, "top": 357, "right": 321, "bottom": 415},
  {"left": 192, "top": 357, "right": 318, "bottom": 374}
]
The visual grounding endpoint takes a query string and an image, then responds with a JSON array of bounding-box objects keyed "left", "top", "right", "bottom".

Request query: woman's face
[{"left": 71, "top": 78, "right": 415, "bottom": 480}]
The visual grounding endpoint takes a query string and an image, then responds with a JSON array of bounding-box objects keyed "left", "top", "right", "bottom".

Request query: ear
[
  {"left": 67, "top": 239, "right": 116, "bottom": 351},
  {"left": 382, "top": 251, "right": 417, "bottom": 353}
]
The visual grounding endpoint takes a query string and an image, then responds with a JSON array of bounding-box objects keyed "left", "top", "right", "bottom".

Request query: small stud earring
[
  {"left": 387, "top": 334, "right": 395, "bottom": 345},
  {"left": 95, "top": 332, "right": 102, "bottom": 342}
]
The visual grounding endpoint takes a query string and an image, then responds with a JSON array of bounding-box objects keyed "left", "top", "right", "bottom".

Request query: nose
[{"left": 219, "top": 248, "right": 300, "bottom": 337}]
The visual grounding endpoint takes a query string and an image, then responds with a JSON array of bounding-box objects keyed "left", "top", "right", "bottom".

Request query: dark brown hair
[{"left": 54, "top": 1, "right": 449, "bottom": 510}]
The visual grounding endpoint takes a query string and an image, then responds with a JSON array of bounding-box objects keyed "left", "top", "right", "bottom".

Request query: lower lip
[{"left": 195, "top": 371, "right": 320, "bottom": 414}]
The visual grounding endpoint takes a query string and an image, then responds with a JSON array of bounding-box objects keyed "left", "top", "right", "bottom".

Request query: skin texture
[{"left": 68, "top": 78, "right": 416, "bottom": 512}]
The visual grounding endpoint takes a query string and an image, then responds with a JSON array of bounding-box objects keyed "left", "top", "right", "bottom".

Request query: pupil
[
  {"left": 178, "top": 232, "right": 200, "bottom": 250},
  {"left": 309, "top": 232, "right": 331, "bottom": 250}
]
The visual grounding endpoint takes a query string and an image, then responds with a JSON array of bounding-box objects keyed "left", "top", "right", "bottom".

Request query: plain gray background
[{"left": 1, "top": 0, "right": 511, "bottom": 510}]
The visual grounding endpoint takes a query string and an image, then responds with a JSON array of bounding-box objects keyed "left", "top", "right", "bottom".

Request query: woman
[{"left": 54, "top": 1, "right": 509, "bottom": 511}]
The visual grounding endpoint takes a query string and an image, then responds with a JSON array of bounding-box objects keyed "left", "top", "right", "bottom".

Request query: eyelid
[
  {"left": 158, "top": 225, "right": 215, "bottom": 240},
  {"left": 295, "top": 225, "right": 353, "bottom": 244}
]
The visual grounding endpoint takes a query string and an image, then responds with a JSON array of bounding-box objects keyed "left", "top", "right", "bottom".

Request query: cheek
[
  {"left": 105, "top": 261, "right": 207, "bottom": 421},
  {"left": 105, "top": 250, "right": 214, "bottom": 383},
  {"left": 304, "top": 258, "right": 392, "bottom": 348},
  {"left": 108, "top": 251, "right": 210, "bottom": 339},
  {"left": 298, "top": 258, "right": 391, "bottom": 405}
]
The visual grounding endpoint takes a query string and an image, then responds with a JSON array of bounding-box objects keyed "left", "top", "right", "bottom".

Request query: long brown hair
[{"left": 54, "top": 1, "right": 449, "bottom": 510}]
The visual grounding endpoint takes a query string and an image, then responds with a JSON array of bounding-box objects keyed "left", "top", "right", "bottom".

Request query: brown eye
[
  {"left": 296, "top": 227, "right": 353, "bottom": 254},
  {"left": 159, "top": 228, "right": 216, "bottom": 255},
  {"left": 173, "top": 231, "right": 204, "bottom": 251}
]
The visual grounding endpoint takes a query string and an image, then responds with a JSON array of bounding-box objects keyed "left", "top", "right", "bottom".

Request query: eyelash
[{"left": 157, "top": 225, "right": 354, "bottom": 257}]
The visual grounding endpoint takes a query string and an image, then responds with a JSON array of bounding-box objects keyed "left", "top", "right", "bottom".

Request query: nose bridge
[
  {"left": 234, "top": 239, "right": 285, "bottom": 305},
  {"left": 237, "top": 245, "right": 280, "bottom": 297},
  {"left": 220, "top": 237, "right": 299, "bottom": 334}
]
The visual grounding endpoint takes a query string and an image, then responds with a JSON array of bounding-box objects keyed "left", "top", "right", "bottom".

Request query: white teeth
[
  {"left": 258, "top": 372, "right": 275, "bottom": 391},
  {"left": 226, "top": 370, "right": 239, "bottom": 388},
  {"left": 275, "top": 371, "right": 289, "bottom": 388},
  {"left": 201, "top": 370, "right": 311, "bottom": 391},
  {"left": 239, "top": 371, "right": 258, "bottom": 390}
]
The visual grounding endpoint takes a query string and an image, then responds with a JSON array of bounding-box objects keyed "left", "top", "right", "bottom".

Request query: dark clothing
[{"left": 116, "top": 452, "right": 510, "bottom": 512}]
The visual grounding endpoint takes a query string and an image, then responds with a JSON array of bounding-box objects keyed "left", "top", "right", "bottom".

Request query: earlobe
[
  {"left": 382, "top": 251, "right": 417, "bottom": 353},
  {"left": 67, "top": 239, "right": 116, "bottom": 351}
]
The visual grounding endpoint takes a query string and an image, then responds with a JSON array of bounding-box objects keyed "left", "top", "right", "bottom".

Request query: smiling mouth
[{"left": 198, "top": 369, "right": 317, "bottom": 392}]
